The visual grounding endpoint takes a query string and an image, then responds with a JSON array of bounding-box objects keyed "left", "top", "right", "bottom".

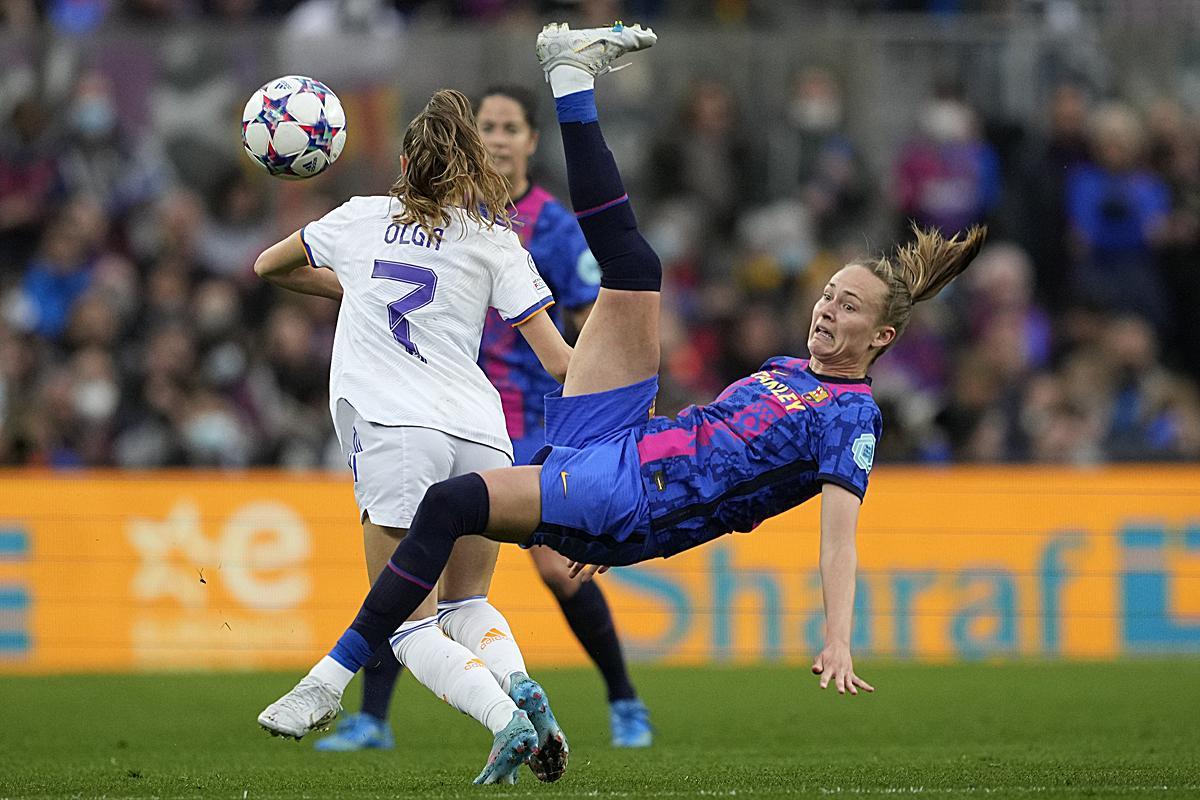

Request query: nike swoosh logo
[{"left": 560, "top": 471, "right": 569, "bottom": 497}]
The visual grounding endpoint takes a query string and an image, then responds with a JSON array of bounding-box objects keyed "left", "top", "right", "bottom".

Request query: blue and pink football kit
[
  {"left": 528, "top": 357, "right": 882, "bottom": 566},
  {"left": 479, "top": 185, "right": 601, "bottom": 466}
]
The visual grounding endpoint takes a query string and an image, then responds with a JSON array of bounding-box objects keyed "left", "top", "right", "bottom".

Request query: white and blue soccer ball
[{"left": 241, "top": 75, "right": 347, "bottom": 180}]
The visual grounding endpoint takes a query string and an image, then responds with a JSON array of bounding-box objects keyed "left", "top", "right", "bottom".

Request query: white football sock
[
  {"left": 308, "top": 655, "right": 354, "bottom": 693},
  {"left": 391, "top": 616, "right": 515, "bottom": 733},
  {"left": 549, "top": 65, "right": 595, "bottom": 98},
  {"left": 437, "top": 597, "right": 528, "bottom": 693}
]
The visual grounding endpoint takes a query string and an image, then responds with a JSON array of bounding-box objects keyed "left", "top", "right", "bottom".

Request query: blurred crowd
[{"left": 2, "top": 13, "right": 1200, "bottom": 469}]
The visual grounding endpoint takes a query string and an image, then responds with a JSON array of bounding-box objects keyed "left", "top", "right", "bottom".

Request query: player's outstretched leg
[
  {"left": 536, "top": 22, "right": 663, "bottom": 398},
  {"left": 473, "top": 709, "right": 539, "bottom": 785}
]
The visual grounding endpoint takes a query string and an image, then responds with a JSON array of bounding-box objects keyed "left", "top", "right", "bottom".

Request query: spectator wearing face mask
[
  {"left": 768, "top": 66, "right": 871, "bottom": 247},
  {"left": 58, "top": 70, "right": 169, "bottom": 219}
]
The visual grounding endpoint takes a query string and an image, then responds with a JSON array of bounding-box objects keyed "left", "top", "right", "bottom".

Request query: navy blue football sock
[
  {"left": 328, "top": 474, "right": 490, "bottom": 673},
  {"left": 558, "top": 580, "right": 637, "bottom": 702},
  {"left": 556, "top": 91, "right": 661, "bottom": 292},
  {"left": 360, "top": 642, "right": 403, "bottom": 722}
]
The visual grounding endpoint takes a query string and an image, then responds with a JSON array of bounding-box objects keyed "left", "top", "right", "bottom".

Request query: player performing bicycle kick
[{"left": 259, "top": 21, "right": 986, "bottom": 783}]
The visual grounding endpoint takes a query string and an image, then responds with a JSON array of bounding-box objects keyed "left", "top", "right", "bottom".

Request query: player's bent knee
[
  {"left": 410, "top": 473, "right": 490, "bottom": 543},
  {"left": 598, "top": 233, "right": 661, "bottom": 293}
]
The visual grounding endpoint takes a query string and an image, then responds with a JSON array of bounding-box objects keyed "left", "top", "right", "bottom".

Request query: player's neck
[
  {"left": 806, "top": 356, "right": 867, "bottom": 381},
  {"left": 510, "top": 177, "right": 531, "bottom": 203}
]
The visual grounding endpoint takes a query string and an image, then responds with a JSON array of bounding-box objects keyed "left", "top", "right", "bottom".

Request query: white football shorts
[{"left": 334, "top": 399, "right": 512, "bottom": 529}]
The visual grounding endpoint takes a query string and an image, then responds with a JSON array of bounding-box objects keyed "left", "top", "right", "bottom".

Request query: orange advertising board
[{"left": 0, "top": 467, "right": 1197, "bottom": 673}]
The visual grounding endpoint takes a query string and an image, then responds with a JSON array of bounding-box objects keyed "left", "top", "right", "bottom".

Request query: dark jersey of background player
[{"left": 479, "top": 184, "right": 600, "bottom": 465}]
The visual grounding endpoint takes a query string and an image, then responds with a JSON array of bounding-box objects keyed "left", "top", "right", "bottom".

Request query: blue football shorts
[
  {"left": 524, "top": 375, "right": 658, "bottom": 567},
  {"left": 510, "top": 432, "right": 546, "bottom": 468}
]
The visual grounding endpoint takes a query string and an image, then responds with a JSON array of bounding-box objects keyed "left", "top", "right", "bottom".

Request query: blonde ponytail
[
  {"left": 894, "top": 224, "right": 988, "bottom": 302},
  {"left": 857, "top": 224, "right": 988, "bottom": 359}
]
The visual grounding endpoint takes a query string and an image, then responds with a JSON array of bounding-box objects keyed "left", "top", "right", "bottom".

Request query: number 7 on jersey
[{"left": 372, "top": 260, "right": 437, "bottom": 362}]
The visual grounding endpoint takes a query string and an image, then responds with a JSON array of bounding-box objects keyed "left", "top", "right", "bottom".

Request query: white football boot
[
  {"left": 258, "top": 675, "right": 343, "bottom": 739},
  {"left": 535, "top": 21, "right": 657, "bottom": 80}
]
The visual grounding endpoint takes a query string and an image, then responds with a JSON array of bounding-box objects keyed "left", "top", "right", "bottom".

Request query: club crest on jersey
[
  {"left": 802, "top": 385, "right": 831, "bottom": 406},
  {"left": 852, "top": 433, "right": 876, "bottom": 473}
]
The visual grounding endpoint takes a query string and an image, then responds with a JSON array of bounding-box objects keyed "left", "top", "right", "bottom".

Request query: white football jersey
[{"left": 301, "top": 195, "right": 554, "bottom": 458}]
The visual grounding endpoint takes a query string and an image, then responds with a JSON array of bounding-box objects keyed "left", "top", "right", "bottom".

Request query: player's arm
[
  {"left": 516, "top": 310, "right": 572, "bottom": 384},
  {"left": 253, "top": 231, "right": 343, "bottom": 301},
  {"left": 812, "top": 482, "right": 874, "bottom": 696}
]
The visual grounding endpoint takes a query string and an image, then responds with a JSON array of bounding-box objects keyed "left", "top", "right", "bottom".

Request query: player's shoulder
[
  {"left": 833, "top": 390, "right": 882, "bottom": 430},
  {"left": 474, "top": 218, "right": 526, "bottom": 255},
  {"left": 328, "top": 194, "right": 393, "bottom": 220}
]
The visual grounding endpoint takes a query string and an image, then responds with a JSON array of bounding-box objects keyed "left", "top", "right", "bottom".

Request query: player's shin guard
[
  {"left": 391, "top": 617, "right": 517, "bottom": 734},
  {"left": 327, "top": 474, "right": 491, "bottom": 676},
  {"left": 438, "top": 597, "right": 529, "bottom": 694},
  {"left": 555, "top": 91, "right": 661, "bottom": 292}
]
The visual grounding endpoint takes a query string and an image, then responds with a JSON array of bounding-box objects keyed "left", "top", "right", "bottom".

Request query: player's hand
[
  {"left": 566, "top": 561, "right": 610, "bottom": 581},
  {"left": 811, "top": 641, "right": 874, "bottom": 696}
]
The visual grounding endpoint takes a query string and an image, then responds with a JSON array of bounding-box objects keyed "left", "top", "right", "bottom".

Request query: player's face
[
  {"left": 807, "top": 265, "right": 895, "bottom": 373},
  {"left": 477, "top": 96, "right": 539, "bottom": 187}
]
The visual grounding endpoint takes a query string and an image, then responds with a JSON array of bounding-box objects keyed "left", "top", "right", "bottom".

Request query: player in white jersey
[{"left": 253, "top": 89, "right": 572, "bottom": 785}]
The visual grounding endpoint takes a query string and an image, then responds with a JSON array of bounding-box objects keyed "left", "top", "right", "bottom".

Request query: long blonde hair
[
  {"left": 858, "top": 224, "right": 988, "bottom": 358},
  {"left": 389, "top": 89, "right": 513, "bottom": 231}
]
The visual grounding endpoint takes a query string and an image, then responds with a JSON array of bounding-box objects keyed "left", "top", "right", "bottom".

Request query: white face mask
[
  {"left": 184, "top": 409, "right": 246, "bottom": 462},
  {"left": 921, "top": 101, "right": 973, "bottom": 143},
  {"left": 790, "top": 97, "right": 842, "bottom": 133},
  {"left": 74, "top": 378, "right": 119, "bottom": 421}
]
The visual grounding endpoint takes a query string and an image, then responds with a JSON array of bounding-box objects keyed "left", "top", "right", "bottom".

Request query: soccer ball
[{"left": 241, "top": 75, "right": 347, "bottom": 180}]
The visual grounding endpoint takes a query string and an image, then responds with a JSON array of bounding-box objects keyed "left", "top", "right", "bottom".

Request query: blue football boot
[
  {"left": 313, "top": 712, "right": 394, "bottom": 752},
  {"left": 610, "top": 698, "right": 653, "bottom": 748},
  {"left": 509, "top": 673, "right": 569, "bottom": 782},
  {"left": 473, "top": 710, "right": 538, "bottom": 785}
]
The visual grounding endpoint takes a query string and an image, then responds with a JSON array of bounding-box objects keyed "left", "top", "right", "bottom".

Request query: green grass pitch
[{"left": 2, "top": 661, "right": 1199, "bottom": 799}]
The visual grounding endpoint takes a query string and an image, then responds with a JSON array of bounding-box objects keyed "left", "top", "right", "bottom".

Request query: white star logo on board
[{"left": 127, "top": 501, "right": 213, "bottom": 605}]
